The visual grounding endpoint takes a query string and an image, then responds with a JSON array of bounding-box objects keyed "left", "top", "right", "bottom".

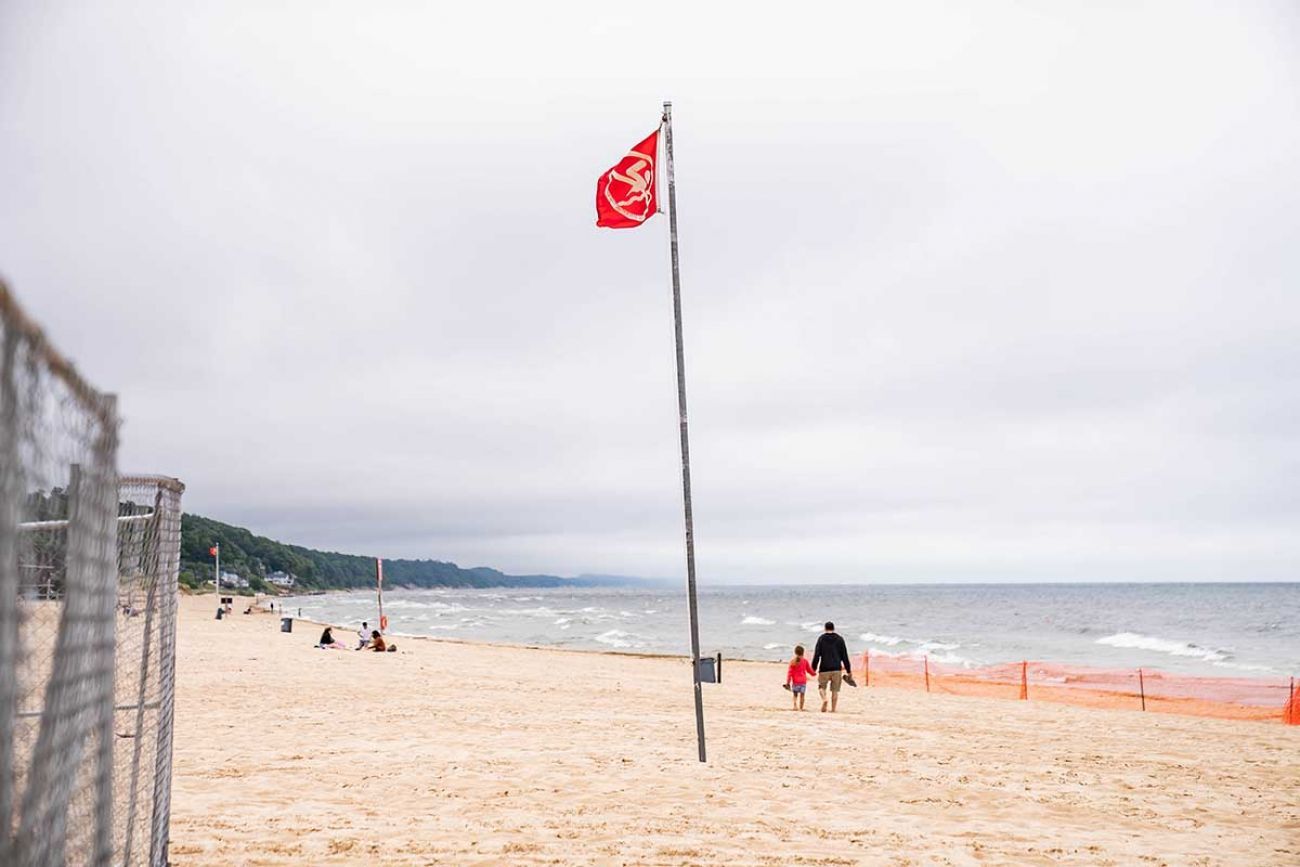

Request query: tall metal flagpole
[{"left": 662, "top": 101, "right": 707, "bottom": 763}]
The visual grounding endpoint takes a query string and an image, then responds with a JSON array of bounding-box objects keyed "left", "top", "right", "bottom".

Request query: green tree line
[{"left": 179, "top": 513, "right": 652, "bottom": 592}]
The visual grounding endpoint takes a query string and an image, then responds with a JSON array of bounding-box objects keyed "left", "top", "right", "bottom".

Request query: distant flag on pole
[
  {"left": 209, "top": 545, "right": 218, "bottom": 557},
  {"left": 596, "top": 129, "right": 660, "bottom": 228}
]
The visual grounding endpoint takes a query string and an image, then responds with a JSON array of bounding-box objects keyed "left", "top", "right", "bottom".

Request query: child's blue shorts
[{"left": 791, "top": 683, "right": 807, "bottom": 694}]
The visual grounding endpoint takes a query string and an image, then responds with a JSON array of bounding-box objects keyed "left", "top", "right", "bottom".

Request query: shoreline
[
  {"left": 291, "top": 607, "right": 696, "bottom": 664},
  {"left": 262, "top": 594, "right": 1297, "bottom": 682},
  {"left": 251, "top": 603, "right": 1294, "bottom": 724}
]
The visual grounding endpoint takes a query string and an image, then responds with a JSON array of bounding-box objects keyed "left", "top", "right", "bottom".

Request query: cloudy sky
[{"left": 2, "top": 1, "right": 1297, "bottom": 583}]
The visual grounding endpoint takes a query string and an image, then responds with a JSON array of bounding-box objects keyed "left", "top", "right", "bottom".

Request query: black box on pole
[{"left": 695, "top": 653, "right": 722, "bottom": 684}]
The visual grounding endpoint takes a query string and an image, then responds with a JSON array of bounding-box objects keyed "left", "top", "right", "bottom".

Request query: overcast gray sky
[{"left": 2, "top": 1, "right": 1298, "bottom": 583}]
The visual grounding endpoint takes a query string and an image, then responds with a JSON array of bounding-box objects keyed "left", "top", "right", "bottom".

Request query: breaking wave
[
  {"left": 1096, "top": 632, "right": 1229, "bottom": 663},
  {"left": 594, "top": 629, "right": 638, "bottom": 649}
]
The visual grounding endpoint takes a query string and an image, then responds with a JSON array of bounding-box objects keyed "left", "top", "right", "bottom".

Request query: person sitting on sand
[
  {"left": 784, "top": 644, "right": 815, "bottom": 711},
  {"left": 318, "top": 627, "right": 347, "bottom": 650},
  {"left": 370, "top": 629, "right": 387, "bottom": 653},
  {"left": 356, "top": 621, "right": 371, "bottom": 650},
  {"left": 812, "top": 621, "right": 853, "bottom": 713}
]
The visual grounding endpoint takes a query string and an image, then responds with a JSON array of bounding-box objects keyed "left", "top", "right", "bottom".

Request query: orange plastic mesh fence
[{"left": 860, "top": 651, "right": 1296, "bottom": 724}]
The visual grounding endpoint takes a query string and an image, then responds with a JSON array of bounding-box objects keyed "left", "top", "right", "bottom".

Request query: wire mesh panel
[
  {"left": 2, "top": 282, "right": 184, "bottom": 866},
  {"left": 1, "top": 282, "right": 119, "bottom": 865},
  {"left": 114, "top": 475, "right": 183, "bottom": 867}
]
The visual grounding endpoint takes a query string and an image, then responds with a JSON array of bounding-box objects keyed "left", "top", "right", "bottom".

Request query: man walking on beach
[{"left": 812, "top": 621, "right": 852, "bottom": 713}]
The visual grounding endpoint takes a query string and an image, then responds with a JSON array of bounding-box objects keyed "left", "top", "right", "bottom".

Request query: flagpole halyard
[{"left": 663, "top": 100, "right": 708, "bottom": 763}]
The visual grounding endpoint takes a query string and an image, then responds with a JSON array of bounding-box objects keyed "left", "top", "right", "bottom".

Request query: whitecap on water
[
  {"left": 423, "top": 602, "right": 471, "bottom": 613},
  {"left": 1096, "top": 632, "right": 1230, "bottom": 663},
  {"left": 379, "top": 599, "right": 427, "bottom": 610},
  {"left": 512, "top": 607, "right": 558, "bottom": 618},
  {"left": 594, "top": 629, "right": 639, "bottom": 649},
  {"left": 741, "top": 615, "right": 776, "bottom": 626},
  {"left": 877, "top": 645, "right": 973, "bottom": 667},
  {"left": 916, "top": 650, "right": 973, "bottom": 667}
]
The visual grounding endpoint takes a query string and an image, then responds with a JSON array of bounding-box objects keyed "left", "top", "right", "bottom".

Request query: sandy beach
[{"left": 167, "top": 596, "right": 1299, "bottom": 865}]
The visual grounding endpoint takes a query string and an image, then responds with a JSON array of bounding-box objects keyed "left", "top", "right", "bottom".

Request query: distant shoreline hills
[{"left": 179, "top": 513, "right": 662, "bottom": 594}]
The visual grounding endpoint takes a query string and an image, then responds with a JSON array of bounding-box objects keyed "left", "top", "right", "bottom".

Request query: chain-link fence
[
  {"left": 2, "top": 280, "right": 183, "bottom": 866},
  {"left": 113, "top": 475, "right": 183, "bottom": 866}
]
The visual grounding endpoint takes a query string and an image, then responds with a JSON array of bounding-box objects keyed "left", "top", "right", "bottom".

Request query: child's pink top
[{"left": 787, "top": 658, "right": 815, "bottom": 685}]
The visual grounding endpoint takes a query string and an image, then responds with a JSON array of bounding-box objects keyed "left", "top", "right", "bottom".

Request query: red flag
[
  {"left": 209, "top": 545, "right": 218, "bottom": 557},
  {"left": 596, "top": 129, "right": 660, "bottom": 228}
]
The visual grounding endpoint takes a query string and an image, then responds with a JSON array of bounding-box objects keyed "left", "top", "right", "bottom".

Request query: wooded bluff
[{"left": 180, "top": 513, "right": 653, "bottom": 592}]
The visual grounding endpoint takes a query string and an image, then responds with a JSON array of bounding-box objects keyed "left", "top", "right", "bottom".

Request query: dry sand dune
[{"left": 168, "top": 596, "right": 1299, "bottom": 865}]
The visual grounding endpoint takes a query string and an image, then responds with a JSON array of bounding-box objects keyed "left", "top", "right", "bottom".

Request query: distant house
[
  {"left": 267, "top": 570, "right": 296, "bottom": 588},
  {"left": 218, "top": 570, "right": 250, "bottom": 589}
]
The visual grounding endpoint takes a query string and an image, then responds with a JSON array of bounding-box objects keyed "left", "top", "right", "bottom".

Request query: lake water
[{"left": 279, "top": 582, "right": 1300, "bottom": 679}]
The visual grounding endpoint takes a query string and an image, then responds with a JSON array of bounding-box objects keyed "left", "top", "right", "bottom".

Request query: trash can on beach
[
  {"left": 695, "top": 653, "right": 722, "bottom": 684},
  {"left": 280, "top": 617, "right": 293, "bottom": 633}
]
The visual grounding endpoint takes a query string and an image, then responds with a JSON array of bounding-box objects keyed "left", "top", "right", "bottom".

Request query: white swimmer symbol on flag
[{"left": 603, "top": 150, "right": 655, "bottom": 222}]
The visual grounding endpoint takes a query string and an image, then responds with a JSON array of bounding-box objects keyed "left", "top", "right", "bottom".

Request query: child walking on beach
[{"left": 785, "top": 645, "right": 815, "bottom": 711}]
